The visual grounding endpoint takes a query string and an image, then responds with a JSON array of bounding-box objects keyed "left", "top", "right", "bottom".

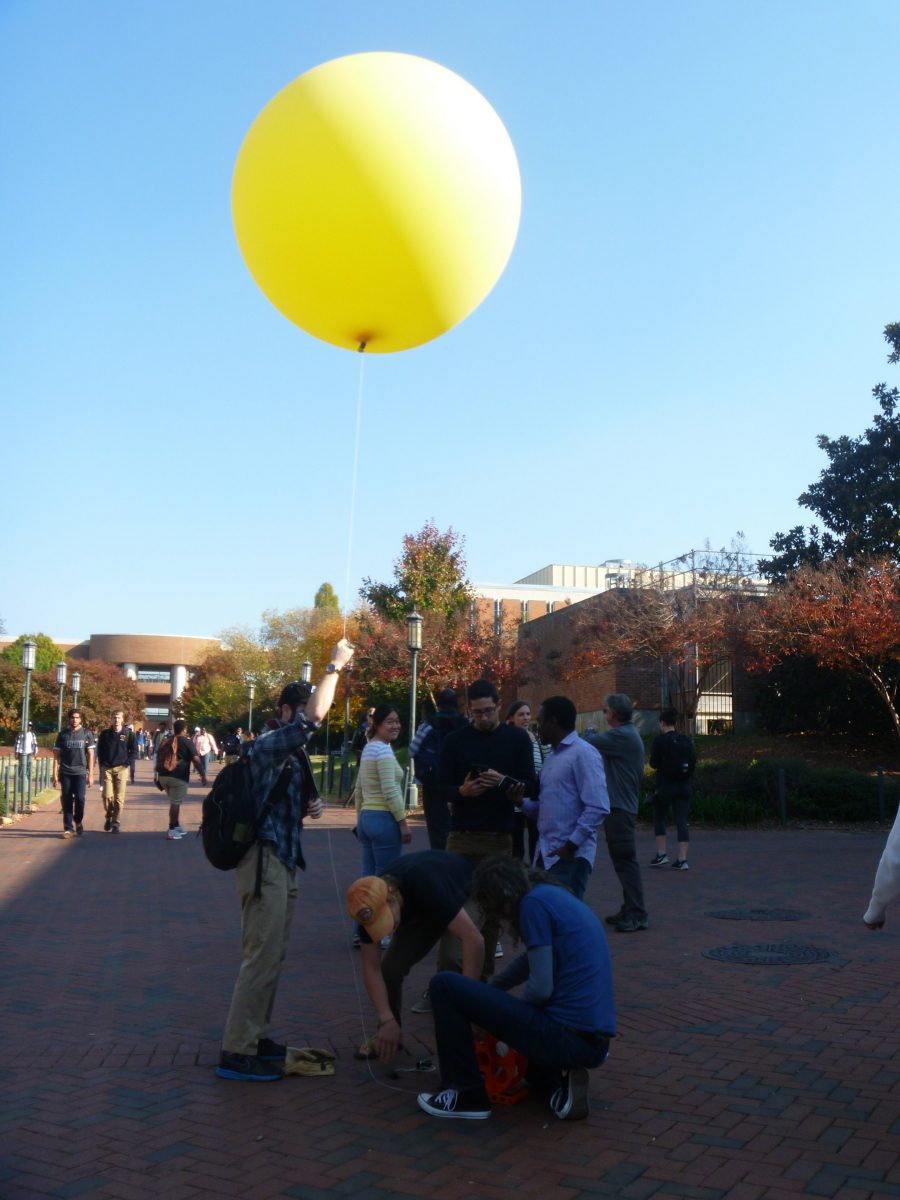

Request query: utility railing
[{"left": 0, "top": 755, "right": 54, "bottom": 818}]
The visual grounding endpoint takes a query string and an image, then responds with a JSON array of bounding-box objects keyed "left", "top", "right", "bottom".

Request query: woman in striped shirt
[{"left": 355, "top": 704, "right": 411, "bottom": 885}]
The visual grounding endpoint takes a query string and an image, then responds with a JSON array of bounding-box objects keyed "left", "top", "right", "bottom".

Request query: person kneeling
[{"left": 417, "top": 855, "right": 615, "bottom": 1122}]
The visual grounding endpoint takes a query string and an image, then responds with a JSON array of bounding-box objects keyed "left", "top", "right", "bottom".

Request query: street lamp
[
  {"left": 19, "top": 640, "right": 36, "bottom": 814},
  {"left": 300, "top": 660, "right": 312, "bottom": 684},
  {"left": 406, "top": 611, "right": 423, "bottom": 810},
  {"left": 71, "top": 670, "right": 81, "bottom": 714},
  {"left": 247, "top": 681, "right": 255, "bottom": 736},
  {"left": 56, "top": 661, "right": 67, "bottom": 732}
]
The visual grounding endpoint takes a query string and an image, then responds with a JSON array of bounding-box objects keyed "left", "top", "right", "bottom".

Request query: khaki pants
[
  {"left": 102, "top": 764, "right": 129, "bottom": 823},
  {"left": 222, "top": 844, "right": 298, "bottom": 1056},
  {"left": 444, "top": 830, "right": 513, "bottom": 980}
]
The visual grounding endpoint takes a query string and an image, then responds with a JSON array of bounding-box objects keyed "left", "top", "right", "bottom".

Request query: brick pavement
[{"left": 1, "top": 760, "right": 899, "bottom": 1199}]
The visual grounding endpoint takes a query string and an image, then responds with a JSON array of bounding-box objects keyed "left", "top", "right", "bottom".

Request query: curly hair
[{"left": 472, "top": 855, "right": 562, "bottom": 944}]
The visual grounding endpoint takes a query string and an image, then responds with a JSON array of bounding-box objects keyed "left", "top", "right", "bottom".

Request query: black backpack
[
  {"left": 413, "top": 711, "right": 467, "bottom": 785},
  {"left": 656, "top": 732, "right": 696, "bottom": 784},
  {"left": 201, "top": 749, "right": 290, "bottom": 894}
]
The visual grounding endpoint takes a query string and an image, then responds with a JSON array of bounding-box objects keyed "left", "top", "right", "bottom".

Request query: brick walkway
[{"left": 1, "top": 760, "right": 899, "bottom": 1199}]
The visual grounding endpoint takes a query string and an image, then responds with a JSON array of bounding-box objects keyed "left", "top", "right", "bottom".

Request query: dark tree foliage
[
  {"left": 761, "top": 324, "right": 899, "bottom": 581},
  {"left": 754, "top": 657, "right": 894, "bottom": 738}
]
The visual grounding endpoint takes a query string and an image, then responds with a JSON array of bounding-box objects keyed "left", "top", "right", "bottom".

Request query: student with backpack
[
  {"left": 216, "top": 639, "right": 354, "bottom": 1083},
  {"left": 408, "top": 688, "right": 468, "bottom": 850},
  {"left": 648, "top": 708, "right": 697, "bottom": 871}
]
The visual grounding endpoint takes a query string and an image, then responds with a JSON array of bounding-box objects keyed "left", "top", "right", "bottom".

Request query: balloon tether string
[{"left": 342, "top": 345, "right": 366, "bottom": 639}]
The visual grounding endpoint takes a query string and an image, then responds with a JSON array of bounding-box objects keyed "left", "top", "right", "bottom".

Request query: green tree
[
  {"left": 359, "top": 521, "right": 473, "bottom": 620},
  {"left": 761, "top": 324, "right": 899, "bottom": 580},
  {"left": 314, "top": 582, "right": 340, "bottom": 610},
  {"left": 2, "top": 632, "right": 65, "bottom": 674}
]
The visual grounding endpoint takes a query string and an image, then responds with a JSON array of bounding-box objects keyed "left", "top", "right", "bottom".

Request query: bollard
[
  {"left": 877, "top": 767, "right": 885, "bottom": 823},
  {"left": 777, "top": 768, "right": 786, "bottom": 827}
]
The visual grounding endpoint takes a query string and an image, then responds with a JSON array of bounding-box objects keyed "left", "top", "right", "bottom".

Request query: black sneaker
[
  {"left": 257, "top": 1038, "right": 287, "bottom": 1061},
  {"left": 215, "top": 1052, "right": 283, "bottom": 1081},
  {"left": 410, "top": 990, "right": 431, "bottom": 1014},
  {"left": 417, "top": 1087, "right": 491, "bottom": 1120},
  {"left": 104, "top": 817, "right": 112, "bottom": 832},
  {"left": 649, "top": 853, "right": 669, "bottom": 867},
  {"left": 550, "top": 1067, "right": 590, "bottom": 1121},
  {"left": 614, "top": 916, "right": 649, "bottom": 933},
  {"left": 672, "top": 859, "right": 689, "bottom": 870},
  {"left": 604, "top": 911, "right": 624, "bottom": 926},
  {"left": 75, "top": 822, "right": 84, "bottom": 836}
]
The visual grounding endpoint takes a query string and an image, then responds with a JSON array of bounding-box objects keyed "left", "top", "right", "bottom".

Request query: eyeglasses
[{"left": 471, "top": 705, "right": 498, "bottom": 718}]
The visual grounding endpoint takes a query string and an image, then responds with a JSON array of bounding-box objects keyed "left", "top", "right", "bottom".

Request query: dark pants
[
  {"left": 653, "top": 785, "right": 691, "bottom": 842},
  {"left": 512, "top": 811, "right": 538, "bottom": 863},
  {"left": 604, "top": 809, "right": 646, "bottom": 920},
  {"left": 129, "top": 756, "right": 138, "bottom": 783},
  {"left": 422, "top": 783, "right": 450, "bottom": 850},
  {"left": 544, "top": 855, "right": 592, "bottom": 901},
  {"left": 429, "top": 971, "right": 609, "bottom": 1094},
  {"left": 60, "top": 775, "right": 87, "bottom": 829},
  {"left": 381, "top": 916, "right": 457, "bottom": 1024}
]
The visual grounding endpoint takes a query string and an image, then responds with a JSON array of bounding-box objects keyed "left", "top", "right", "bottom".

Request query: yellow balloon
[{"left": 232, "top": 52, "right": 521, "bottom": 354}]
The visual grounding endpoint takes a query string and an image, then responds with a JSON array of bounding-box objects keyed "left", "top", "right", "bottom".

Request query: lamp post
[
  {"left": 19, "top": 640, "right": 37, "bottom": 814},
  {"left": 406, "top": 610, "right": 423, "bottom": 810},
  {"left": 71, "top": 670, "right": 81, "bottom": 717},
  {"left": 247, "top": 682, "right": 255, "bottom": 736},
  {"left": 300, "top": 660, "right": 312, "bottom": 684},
  {"left": 56, "top": 661, "right": 67, "bottom": 732}
]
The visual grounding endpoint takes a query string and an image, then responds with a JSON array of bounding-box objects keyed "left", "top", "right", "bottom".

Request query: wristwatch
[{"left": 324, "top": 663, "right": 341, "bottom": 675}]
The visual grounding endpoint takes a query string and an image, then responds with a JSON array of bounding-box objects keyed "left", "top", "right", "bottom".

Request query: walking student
[
  {"left": 96, "top": 709, "right": 135, "bottom": 833},
  {"left": 648, "top": 708, "right": 696, "bottom": 870},
  {"left": 52, "top": 709, "right": 96, "bottom": 838},
  {"left": 156, "top": 720, "right": 207, "bottom": 839}
]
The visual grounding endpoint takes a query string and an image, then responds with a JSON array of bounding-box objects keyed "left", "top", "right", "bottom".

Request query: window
[
  {"left": 137, "top": 669, "right": 171, "bottom": 683},
  {"left": 493, "top": 599, "right": 503, "bottom": 637},
  {"left": 145, "top": 706, "right": 170, "bottom": 719}
]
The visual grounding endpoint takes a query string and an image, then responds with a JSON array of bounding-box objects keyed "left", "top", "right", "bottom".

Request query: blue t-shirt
[{"left": 519, "top": 884, "right": 615, "bottom": 1035}]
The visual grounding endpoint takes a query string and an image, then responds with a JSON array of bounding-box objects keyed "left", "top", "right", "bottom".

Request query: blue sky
[{"left": 2, "top": 0, "right": 898, "bottom": 642}]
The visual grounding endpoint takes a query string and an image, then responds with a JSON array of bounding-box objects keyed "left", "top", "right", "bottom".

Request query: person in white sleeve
[{"left": 863, "top": 807, "right": 900, "bottom": 929}]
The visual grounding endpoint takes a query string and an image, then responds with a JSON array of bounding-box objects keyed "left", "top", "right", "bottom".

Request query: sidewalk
[{"left": 1, "top": 760, "right": 899, "bottom": 1200}]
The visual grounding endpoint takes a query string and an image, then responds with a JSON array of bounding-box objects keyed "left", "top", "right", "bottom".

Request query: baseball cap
[
  {"left": 346, "top": 876, "right": 394, "bottom": 941},
  {"left": 278, "top": 680, "right": 314, "bottom": 708}
]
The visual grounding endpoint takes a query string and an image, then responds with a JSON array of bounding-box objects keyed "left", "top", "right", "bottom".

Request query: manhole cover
[
  {"left": 709, "top": 908, "right": 810, "bottom": 922},
  {"left": 702, "top": 943, "right": 831, "bottom": 965}
]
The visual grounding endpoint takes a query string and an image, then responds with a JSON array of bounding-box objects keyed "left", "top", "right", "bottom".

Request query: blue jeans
[
  {"left": 429, "top": 971, "right": 610, "bottom": 1093},
  {"left": 546, "top": 855, "right": 592, "bottom": 901},
  {"left": 357, "top": 808, "right": 402, "bottom": 877}
]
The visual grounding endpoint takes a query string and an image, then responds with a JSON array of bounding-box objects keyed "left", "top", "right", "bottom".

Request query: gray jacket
[{"left": 581, "top": 723, "right": 645, "bottom": 815}]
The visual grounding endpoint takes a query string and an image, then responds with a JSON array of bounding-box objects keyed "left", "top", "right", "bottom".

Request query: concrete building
[
  {"left": 474, "top": 560, "right": 646, "bottom": 631},
  {"left": 2, "top": 633, "right": 222, "bottom": 725}
]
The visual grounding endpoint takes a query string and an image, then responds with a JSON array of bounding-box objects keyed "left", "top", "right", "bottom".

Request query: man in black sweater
[{"left": 438, "top": 679, "right": 536, "bottom": 977}]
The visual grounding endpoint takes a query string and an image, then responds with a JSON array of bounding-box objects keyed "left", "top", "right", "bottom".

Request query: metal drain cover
[
  {"left": 709, "top": 908, "right": 810, "bottom": 922},
  {"left": 703, "top": 943, "right": 831, "bottom": 965}
]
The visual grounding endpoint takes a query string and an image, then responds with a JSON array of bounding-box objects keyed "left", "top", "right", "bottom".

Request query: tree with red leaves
[{"left": 747, "top": 557, "right": 900, "bottom": 742}]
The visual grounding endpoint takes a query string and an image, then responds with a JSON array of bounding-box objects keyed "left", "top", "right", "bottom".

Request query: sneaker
[
  {"left": 104, "top": 817, "right": 112, "bottom": 832},
  {"left": 166, "top": 829, "right": 184, "bottom": 840},
  {"left": 112, "top": 823, "right": 120, "bottom": 834},
  {"left": 550, "top": 1067, "right": 590, "bottom": 1121},
  {"left": 614, "top": 916, "right": 649, "bottom": 933},
  {"left": 75, "top": 822, "right": 84, "bottom": 836},
  {"left": 604, "top": 911, "right": 624, "bottom": 926},
  {"left": 62, "top": 828, "right": 74, "bottom": 839},
  {"left": 494, "top": 942, "right": 504, "bottom": 958},
  {"left": 172, "top": 825, "right": 187, "bottom": 837},
  {"left": 649, "top": 853, "right": 669, "bottom": 867},
  {"left": 256, "top": 1038, "right": 287, "bottom": 1062},
  {"left": 215, "top": 1052, "right": 283, "bottom": 1082},
  {"left": 410, "top": 990, "right": 432, "bottom": 1014},
  {"left": 672, "top": 859, "right": 689, "bottom": 870},
  {"left": 417, "top": 1087, "right": 491, "bottom": 1120}
]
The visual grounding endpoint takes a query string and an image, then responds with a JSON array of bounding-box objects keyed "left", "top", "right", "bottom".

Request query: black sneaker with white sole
[
  {"left": 215, "top": 1052, "right": 283, "bottom": 1081},
  {"left": 417, "top": 1087, "right": 491, "bottom": 1120},
  {"left": 550, "top": 1067, "right": 590, "bottom": 1120},
  {"left": 649, "top": 853, "right": 669, "bottom": 867}
]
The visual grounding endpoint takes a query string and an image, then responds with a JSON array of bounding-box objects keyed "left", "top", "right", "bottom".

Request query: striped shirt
[{"left": 356, "top": 739, "right": 405, "bottom": 822}]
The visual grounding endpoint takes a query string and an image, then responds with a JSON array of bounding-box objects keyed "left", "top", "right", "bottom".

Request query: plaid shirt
[{"left": 248, "top": 711, "right": 317, "bottom": 872}]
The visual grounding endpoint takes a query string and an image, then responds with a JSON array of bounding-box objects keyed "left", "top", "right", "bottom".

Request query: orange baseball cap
[{"left": 346, "top": 875, "right": 394, "bottom": 942}]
